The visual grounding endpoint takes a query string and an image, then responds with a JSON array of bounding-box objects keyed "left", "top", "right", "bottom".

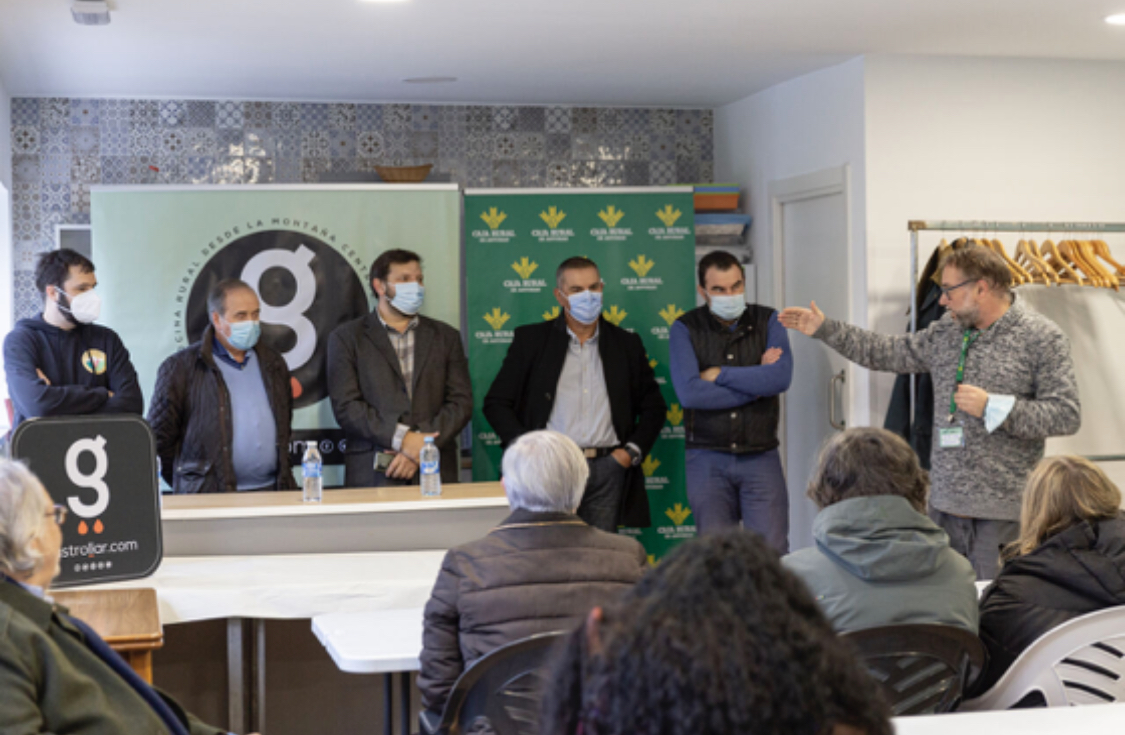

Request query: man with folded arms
[{"left": 4, "top": 248, "right": 142, "bottom": 430}]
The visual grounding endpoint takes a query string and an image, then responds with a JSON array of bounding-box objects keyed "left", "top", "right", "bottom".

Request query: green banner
[
  {"left": 464, "top": 188, "right": 697, "bottom": 561},
  {"left": 90, "top": 184, "right": 461, "bottom": 481}
]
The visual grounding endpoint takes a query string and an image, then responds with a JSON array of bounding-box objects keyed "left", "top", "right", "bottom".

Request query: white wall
[
  {"left": 715, "top": 56, "right": 871, "bottom": 423},
  {"left": 864, "top": 55, "right": 1125, "bottom": 423}
]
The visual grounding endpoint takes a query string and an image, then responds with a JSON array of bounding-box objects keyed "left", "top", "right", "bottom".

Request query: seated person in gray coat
[
  {"left": 783, "top": 428, "right": 978, "bottom": 634},
  {"left": 417, "top": 430, "right": 647, "bottom": 719}
]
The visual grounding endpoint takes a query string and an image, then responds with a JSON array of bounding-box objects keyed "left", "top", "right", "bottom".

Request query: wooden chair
[{"left": 52, "top": 588, "right": 163, "bottom": 683}]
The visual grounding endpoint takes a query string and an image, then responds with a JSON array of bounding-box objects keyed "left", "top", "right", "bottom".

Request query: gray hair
[
  {"left": 500, "top": 431, "right": 589, "bottom": 514},
  {"left": 806, "top": 428, "right": 929, "bottom": 514},
  {"left": 0, "top": 461, "right": 50, "bottom": 578},
  {"left": 207, "top": 278, "right": 255, "bottom": 318}
]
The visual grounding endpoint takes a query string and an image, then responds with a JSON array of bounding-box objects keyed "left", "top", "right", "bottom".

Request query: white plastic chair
[{"left": 961, "top": 606, "right": 1125, "bottom": 710}]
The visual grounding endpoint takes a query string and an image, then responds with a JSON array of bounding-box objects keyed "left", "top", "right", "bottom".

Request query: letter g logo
[{"left": 65, "top": 435, "right": 110, "bottom": 518}]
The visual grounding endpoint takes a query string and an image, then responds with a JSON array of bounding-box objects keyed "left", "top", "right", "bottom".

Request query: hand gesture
[
  {"left": 401, "top": 431, "right": 440, "bottom": 462},
  {"left": 761, "top": 348, "right": 783, "bottom": 365},
  {"left": 778, "top": 301, "right": 826, "bottom": 336},
  {"left": 386, "top": 452, "right": 419, "bottom": 480},
  {"left": 954, "top": 385, "right": 989, "bottom": 418}
]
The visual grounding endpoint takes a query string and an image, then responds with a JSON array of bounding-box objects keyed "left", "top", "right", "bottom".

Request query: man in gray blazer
[{"left": 327, "top": 249, "right": 472, "bottom": 487}]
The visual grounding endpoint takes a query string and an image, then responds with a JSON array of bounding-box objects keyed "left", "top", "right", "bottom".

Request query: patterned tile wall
[{"left": 9, "top": 97, "right": 715, "bottom": 319}]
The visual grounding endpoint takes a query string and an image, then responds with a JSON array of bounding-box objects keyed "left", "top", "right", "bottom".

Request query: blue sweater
[
  {"left": 668, "top": 310, "right": 792, "bottom": 410},
  {"left": 3, "top": 316, "right": 143, "bottom": 429}
]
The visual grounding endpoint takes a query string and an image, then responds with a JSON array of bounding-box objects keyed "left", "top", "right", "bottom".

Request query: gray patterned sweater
[{"left": 814, "top": 296, "right": 1080, "bottom": 520}]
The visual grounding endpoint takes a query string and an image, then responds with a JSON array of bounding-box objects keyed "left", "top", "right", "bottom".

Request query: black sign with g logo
[
  {"left": 11, "top": 416, "right": 162, "bottom": 588},
  {"left": 185, "top": 230, "right": 369, "bottom": 409}
]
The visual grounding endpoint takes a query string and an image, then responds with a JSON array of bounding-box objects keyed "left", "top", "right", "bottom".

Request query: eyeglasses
[
  {"left": 45, "top": 505, "right": 67, "bottom": 526},
  {"left": 939, "top": 278, "right": 977, "bottom": 297}
]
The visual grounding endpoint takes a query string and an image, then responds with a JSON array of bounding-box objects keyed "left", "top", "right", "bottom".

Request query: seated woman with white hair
[
  {"left": 0, "top": 460, "right": 244, "bottom": 735},
  {"left": 417, "top": 430, "right": 647, "bottom": 721}
]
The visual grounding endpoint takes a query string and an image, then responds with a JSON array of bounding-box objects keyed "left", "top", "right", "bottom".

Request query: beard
[{"left": 948, "top": 305, "right": 980, "bottom": 329}]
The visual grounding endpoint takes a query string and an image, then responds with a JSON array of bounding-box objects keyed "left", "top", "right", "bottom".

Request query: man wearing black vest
[{"left": 669, "top": 251, "right": 792, "bottom": 551}]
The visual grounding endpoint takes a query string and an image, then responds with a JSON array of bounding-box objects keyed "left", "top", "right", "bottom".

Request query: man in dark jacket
[
  {"left": 3, "top": 249, "right": 143, "bottom": 430},
  {"left": 483, "top": 256, "right": 666, "bottom": 532},
  {"left": 669, "top": 250, "right": 792, "bottom": 550},
  {"left": 417, "top": 430, "right": 647, "bottom": 720},
  {"left": 327, "top": 249, "right": 472, "bottom": 487},
  {"left": 148, "top": 279, "right": 295, "bottom": 494}
]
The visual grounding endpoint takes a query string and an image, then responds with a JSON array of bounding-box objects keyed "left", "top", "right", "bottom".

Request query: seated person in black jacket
[
  {"left": 416, "top": 430, "right": 647, "bottom": 721},
  {"left": 976, "top": 456, "right": 1125, "bottom": 693},
  {"left": 539, "top": 531, "right": 892, "bottom": 735},
  {"left": 3, "top": 248, "right": 143, "bottom": 430},
  {"left": 0, "top": 460, "right": 252, "bottom": 735}
]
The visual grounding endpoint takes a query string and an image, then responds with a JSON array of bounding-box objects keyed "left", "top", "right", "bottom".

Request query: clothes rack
[{"left": 906, "top": 219, "right": 1125, "bottom": 463}]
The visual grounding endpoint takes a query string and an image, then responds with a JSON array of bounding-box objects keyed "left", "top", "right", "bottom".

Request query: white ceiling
[{"left": 3, "top": 0, "right": 1125, "bottom": 107}]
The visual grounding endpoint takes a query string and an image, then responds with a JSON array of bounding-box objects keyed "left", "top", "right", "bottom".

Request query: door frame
[{"left": 768, "top": 164, "right": 856, "bottom": 463}]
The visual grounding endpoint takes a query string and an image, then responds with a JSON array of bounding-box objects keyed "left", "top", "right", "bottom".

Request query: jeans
[
  {"left": 685, "top": 448, "right": 789, "bottom": 553},
  {"left": 577, "top": 455, "right": 628, "bottom": 533},
  {"left": 928, "top": 506, "right": 1018, "bottom": 581}
]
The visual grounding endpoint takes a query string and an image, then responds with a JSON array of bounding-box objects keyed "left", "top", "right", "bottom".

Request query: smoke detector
[{"left": 72, "top": 0, "right": 111, "bottom": 26}]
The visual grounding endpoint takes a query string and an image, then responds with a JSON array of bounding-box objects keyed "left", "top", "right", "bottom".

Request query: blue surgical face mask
[
  {"left": 390, "top": 282, "right": 424, "bottom": 315},
  {"left": 709, "top": 293, "right": 746, "bottom": 321},
  {"left": 227, "top": 320, "right": 261, "bottom": 351},
  {"left": 566, "top": 290, "right": 603, "bottom": 325}
]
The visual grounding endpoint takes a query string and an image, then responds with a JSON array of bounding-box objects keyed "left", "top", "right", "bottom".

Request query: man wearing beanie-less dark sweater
[{"left": 3, "top": 249, "right": 142, "bottom": 430}]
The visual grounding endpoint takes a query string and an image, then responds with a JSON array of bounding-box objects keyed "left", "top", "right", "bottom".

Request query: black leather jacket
[{"left": 148, "top": 327, "right": 296, "bottom": 493}]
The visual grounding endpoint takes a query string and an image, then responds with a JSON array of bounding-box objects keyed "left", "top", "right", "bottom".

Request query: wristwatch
[{"left": 624, "top": 444, "right": 642, "bottom": 467}]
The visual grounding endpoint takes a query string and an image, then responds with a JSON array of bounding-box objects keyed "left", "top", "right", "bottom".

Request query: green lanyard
[{"left": 949, "top": 329, "right": 980, "bottom": 420}]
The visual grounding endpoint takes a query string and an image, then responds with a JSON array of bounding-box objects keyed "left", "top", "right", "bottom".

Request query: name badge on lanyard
[{"left": 943, "top": 328, "right": 980, "bottom": 450}]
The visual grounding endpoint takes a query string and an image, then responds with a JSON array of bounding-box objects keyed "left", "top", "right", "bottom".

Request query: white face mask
[{"left": 58, "top": 288, "right": 102, "bottom": 325}]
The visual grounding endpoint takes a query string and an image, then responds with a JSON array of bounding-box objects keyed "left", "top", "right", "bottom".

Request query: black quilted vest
[{"left": 679, "top": 304, "right": 780, "bottom": 453}]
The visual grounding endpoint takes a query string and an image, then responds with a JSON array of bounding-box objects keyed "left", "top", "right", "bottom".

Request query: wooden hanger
[
  {"left": 1077, "top": 240, "right": 1118, "bottom": 291},
  {"left": 1091, "top": 239, "right": 1125, "bottom": 286},
  {"left": 1040, "top": 239, "right": 1083, "bottom": 285},
  {"left": 1060, "top": 240, "right": 1105, "bottom": 287},
  {"left": 990, "top": 238, "right": 1032, "bottom": 285},
  {"left": 1016, "top": 240, "right": 1056, "bottom": 285}
]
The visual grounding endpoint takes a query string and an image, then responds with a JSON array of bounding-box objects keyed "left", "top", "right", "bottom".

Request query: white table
[
  {"left": 74, "top": 552, "right": 444, "bottom": 734},
  {"left": 893, "top": 702, "right": 1125, "bottom": 734},
  {"left": 313, "top": 609, "right": 425, "bottom": 735}
]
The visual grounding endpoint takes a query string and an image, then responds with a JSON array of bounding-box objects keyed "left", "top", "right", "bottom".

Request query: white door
[{"left": 772, "top": 168, "right": 852, "bottom": 551}]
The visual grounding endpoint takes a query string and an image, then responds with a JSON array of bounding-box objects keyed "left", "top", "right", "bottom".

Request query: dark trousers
[
  {"left": 685, "top": 448, "right": 789, "bottom": 553},
  {"left": 577, "top": 455, "right": 628, "bottom": 533},
  {"left": 928, "top": 506, "right": 1019, "bottom": 581}
]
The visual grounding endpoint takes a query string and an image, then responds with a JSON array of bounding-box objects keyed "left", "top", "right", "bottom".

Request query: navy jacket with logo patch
[{"left": 3, "top": 315, "right": 143, "bottom": 430}]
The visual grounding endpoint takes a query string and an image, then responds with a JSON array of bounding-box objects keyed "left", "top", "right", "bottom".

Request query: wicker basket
[{"left": 374, "top": 164, "right": 433, "bottom": 183}]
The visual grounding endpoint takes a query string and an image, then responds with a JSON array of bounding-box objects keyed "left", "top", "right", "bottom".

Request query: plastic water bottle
[
  {"left": 302, "top": 444, "right": 323, "bottom": 503},
  {"left": 420, "top": 437, "right": 441, "bottom": 497}
]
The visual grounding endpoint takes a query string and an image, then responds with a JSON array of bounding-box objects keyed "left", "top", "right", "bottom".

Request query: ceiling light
[
  {"left": 72, "top": 0, "right": 110, "bottom": 25},
  {"left": 403, "top": 77, "right": 458, "bottom": 84},
  {"left": 360, "top": 0, "right": 411, "bottom": 3},
  {"left": 1105, "top": 13, "right": 1125, "bottom": 25}
]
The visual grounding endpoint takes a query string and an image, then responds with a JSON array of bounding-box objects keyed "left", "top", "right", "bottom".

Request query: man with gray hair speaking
[
  {"left": 417, "top": 430, "right": 646, "bottom": 723},
  {"left": 780, "top": 245, "right": 1080, "bottom": 579}
]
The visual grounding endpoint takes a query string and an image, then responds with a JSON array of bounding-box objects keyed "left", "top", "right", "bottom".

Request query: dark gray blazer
[{"left": 327, "top": 312, "right": 472, "bottom": 486}]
